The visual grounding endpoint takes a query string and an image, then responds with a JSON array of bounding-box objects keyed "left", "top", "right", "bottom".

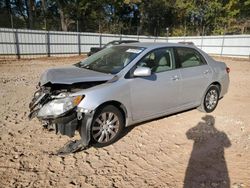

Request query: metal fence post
[
  {"left": 99, "top": 33, "right": 102, "bottom": 47},
  {"left": 201, "top": 35, "right": 204, "bottom": 50},
  {"left": 46, "top": 31, "right": 50, "bottom": 57},
  {"left": 14, "top": 29, "right": 20, "bottom": 59},
  {"left": 78, "top": 32, "right": 81, "bottom": 55},
  {"left": 220, "top": 35, "right": 225, "bottom": 56}
]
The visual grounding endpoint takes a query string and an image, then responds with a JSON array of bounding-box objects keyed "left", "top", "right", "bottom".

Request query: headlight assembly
[{"left": 37, "top": 95, "right": 83, "bottom": 118}]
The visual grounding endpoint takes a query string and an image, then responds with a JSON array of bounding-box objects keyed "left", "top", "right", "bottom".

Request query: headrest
[{"left": 158, "top": 53, "right": 170, "bottom": 66}]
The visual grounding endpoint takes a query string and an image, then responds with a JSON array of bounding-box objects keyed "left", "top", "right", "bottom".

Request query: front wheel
[
  {"left": 91, "top": 105, "right": 124, "bottom": 147},
  {"left": 199, "top": 85, "right": 220, "bottom": 113}
]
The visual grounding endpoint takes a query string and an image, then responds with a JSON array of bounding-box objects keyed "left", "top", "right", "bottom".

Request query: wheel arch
[
  {"left": 210, "top": 81, "right": 221, "bottom": 92},
  {"left": 201, "top": 81, "right": 221, "bottom": 103},
  {"left": 94, "top": 100, "right": 128, "bottom": 126},
  {"left": 198, "top": 82, "right": 221, "bottom": 112}
]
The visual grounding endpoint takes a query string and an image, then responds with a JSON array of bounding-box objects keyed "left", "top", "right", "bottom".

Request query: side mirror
[{"left": 133, "top": 67, "right": 151, "bottom": 77}]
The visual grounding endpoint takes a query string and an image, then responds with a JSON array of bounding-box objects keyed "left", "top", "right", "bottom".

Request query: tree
[{"left": 0, "top": 0, "right": 249, "bottom": 35}]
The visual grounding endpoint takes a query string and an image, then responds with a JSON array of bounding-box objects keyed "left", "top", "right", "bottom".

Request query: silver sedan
[{"left": 29, "top": 43, "right": 230, "bottom": 150}]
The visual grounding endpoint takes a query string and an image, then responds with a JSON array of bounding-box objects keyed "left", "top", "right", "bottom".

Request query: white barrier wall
[{"left": 0, "top": 28, "right": 249, "bottom": 58}]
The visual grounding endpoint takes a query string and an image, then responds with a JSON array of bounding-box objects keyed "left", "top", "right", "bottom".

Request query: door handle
[{"left": 171, "top": 75, "right": 179, "bottom": 81}]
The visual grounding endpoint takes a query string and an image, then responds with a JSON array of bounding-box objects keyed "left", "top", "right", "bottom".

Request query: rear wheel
[
  {"left": 199, "top": 85, "right": 220, "bottom": 113},
  {"left": 91, "top": 105, "right": 124, "bottom": 147}
]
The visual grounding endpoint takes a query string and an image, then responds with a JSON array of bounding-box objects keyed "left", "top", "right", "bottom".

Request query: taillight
[{"left": 226, "top": 67, "right": 230, "bottom": 73}]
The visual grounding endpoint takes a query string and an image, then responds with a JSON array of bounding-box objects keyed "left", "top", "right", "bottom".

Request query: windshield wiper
[{"left": 74, "top": 62, "right": 90, "bottom": 69}]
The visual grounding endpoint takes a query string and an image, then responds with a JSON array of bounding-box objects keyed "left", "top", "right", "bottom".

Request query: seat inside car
[
  {"left": 181, "top": 53, "right": 200, "bottom": 68},
  {"left": 153, "top": 52, "right": 172, "bottom": 72}
]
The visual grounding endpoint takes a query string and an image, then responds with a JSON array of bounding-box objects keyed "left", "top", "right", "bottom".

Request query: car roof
[
  {"left": 108, "top": 40, "right": 138, "bottom": 43},
  {"left": 119, "top": 40, "right": 139, "bottom": 43},
  {"left": 121, "top": 42, "right": 197, "bottom": 49}
]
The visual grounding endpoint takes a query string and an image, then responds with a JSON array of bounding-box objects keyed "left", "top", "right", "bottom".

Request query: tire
[
  {"left": 199, "top": 85, "right": 220, "bottom": 113},
  {"left": 91, "top": 105, "right": 124, "bottom": 147}
]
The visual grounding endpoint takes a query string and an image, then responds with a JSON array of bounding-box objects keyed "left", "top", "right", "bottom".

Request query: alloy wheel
[
  {"left": 205, "top": 89, "right": 218, "bottom": 110},
  {"left": 92, "top": 112, "right": 120, "bottom": 143}
]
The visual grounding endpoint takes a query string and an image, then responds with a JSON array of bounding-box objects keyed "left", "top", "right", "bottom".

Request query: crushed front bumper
[
  {"left": 38, "top": 109, "right": 94, "bottom": 147},
  {"left": 29, "top": 88, "right": 94, "bottom": 148},
  {"left": 53, "top": 111, "right": 78, "bottom": 137}
]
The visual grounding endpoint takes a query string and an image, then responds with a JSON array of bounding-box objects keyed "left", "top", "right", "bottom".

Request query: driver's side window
[
  {"left": 137, "top": 53, "right": 155, "bottom": 69},
  {"left": 136, "top": 48, "right": 175, "bottom": 73}
]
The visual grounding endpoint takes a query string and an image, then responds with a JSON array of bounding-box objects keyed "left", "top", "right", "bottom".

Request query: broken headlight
[{"left": 37, "top": 96, "right": 83, "bottom": 118}]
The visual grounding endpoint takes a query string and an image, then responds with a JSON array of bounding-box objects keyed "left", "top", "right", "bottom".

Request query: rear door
[
  {"left": 175, "top": 47, "right": 212, "bottom": 107},
  {"left": 128, "top": 47, "right": 182, "bottom": 121}
]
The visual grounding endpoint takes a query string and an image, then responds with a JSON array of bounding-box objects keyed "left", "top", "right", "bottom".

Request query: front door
[{"left": 129, "top": 47, "right": 181, "bottom": 121}]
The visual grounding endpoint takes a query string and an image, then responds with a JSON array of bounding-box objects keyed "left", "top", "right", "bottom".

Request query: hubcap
[
  {"left": 205, "top": 89, "right": 218, "bottom": 110},
  {"left": 92, "top": 112, "right": 119, "bottom": 143}
]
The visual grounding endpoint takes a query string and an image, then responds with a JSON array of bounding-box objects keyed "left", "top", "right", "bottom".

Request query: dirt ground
[{"left": 0, "top": 56, "right": 249, "bottom": 188}]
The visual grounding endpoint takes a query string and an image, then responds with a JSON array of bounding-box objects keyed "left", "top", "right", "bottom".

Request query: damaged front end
[
  {"left": 28, "top": 81, "right": 104, "bottom": 152},
  {"left": 28, "top": 64, "right": 116, "bottom": 153}
]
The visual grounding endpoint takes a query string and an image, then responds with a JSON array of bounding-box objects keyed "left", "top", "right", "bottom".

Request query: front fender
[{"left": 73, "top": 80, "right": 132, "bottom": 118}]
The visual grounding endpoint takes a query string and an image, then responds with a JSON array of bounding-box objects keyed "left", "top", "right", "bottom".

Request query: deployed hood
[{"left": 40, "top": 65, "right": 114, "bottom": 86}]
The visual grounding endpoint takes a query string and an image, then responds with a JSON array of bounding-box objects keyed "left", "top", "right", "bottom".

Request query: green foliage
[{"left": 0, "top": 0, "right": 249, "bottom": 35}]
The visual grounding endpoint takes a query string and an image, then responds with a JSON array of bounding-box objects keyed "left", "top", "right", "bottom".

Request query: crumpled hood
[{"left": 40, "top": 65, "right": 114, "bottom": 85}]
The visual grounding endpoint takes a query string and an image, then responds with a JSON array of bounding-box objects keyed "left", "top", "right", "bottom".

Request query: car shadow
[
  {"left": 109, "top": 108, "right": 196, "bottom": 145},
  {"left": 183, "top": 115, "right": 231, "bottom": 188},
  {"left": 55, "top": 113, "right": 171, "bottom": 155},
  {"left": 113, "top": 108, "right": 197, "bottom": 145}
]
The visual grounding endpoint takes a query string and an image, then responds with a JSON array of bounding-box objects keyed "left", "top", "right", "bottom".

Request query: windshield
[{"left": 76, "top": 46, "right": 145, "bottom": 74}]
